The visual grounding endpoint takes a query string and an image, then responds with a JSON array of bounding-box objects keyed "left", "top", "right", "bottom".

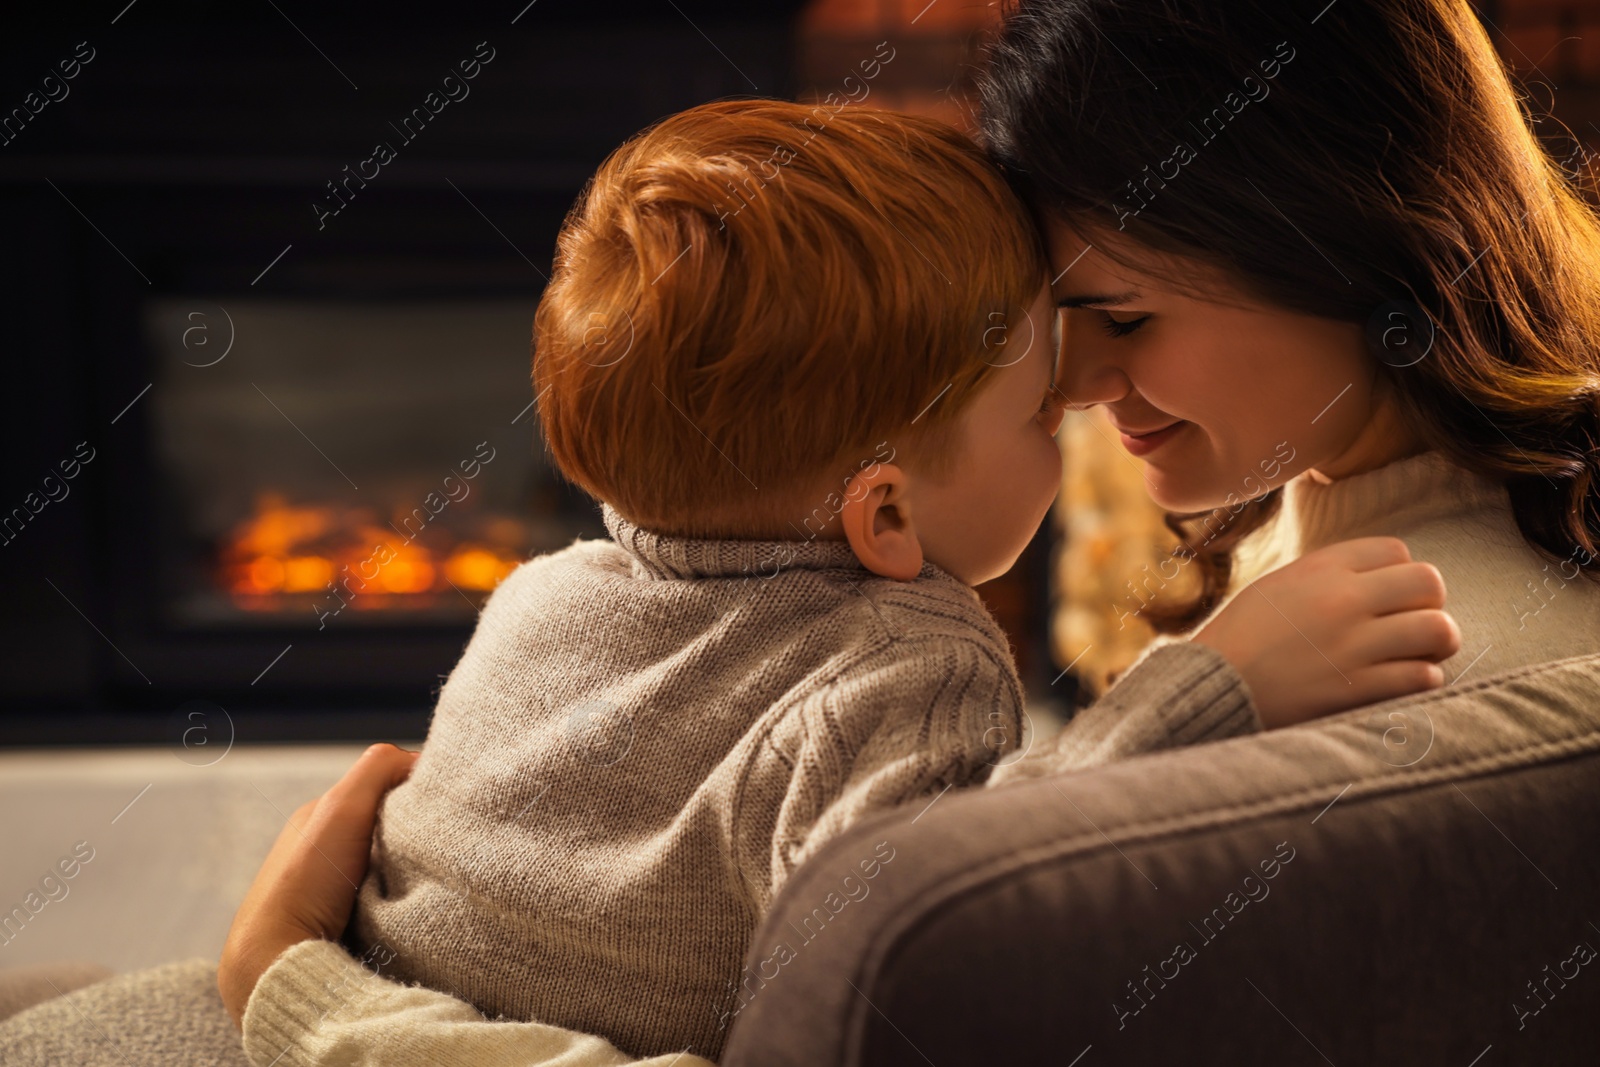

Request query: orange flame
[{"left": 220, "top": 493, "right": 522, "bottom": 608}]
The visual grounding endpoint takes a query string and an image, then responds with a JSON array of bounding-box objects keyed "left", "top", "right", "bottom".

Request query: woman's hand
[{"left": 217, "top": 742, "right": 420, "bottom": 1028}]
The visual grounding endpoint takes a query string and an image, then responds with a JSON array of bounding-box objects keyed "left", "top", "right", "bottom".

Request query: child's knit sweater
[{"left": 348, "top": 504, "right": 1257, "bottom": 1060}]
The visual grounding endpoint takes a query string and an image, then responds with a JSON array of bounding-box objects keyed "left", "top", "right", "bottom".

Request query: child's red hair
[{"left": 532, "top": 98, "right": 1046, "bottom": 537}]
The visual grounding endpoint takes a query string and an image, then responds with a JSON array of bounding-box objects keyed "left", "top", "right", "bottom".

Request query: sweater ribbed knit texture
[
  {"left": 349, "top": 504, "right": 1030, "bottom": 1060},
  {"left": 244, "top": 940, "right": 712, "bottom": 1067}
]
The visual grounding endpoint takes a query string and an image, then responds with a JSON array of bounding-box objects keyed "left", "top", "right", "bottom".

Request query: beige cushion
[{"left": 0, "top": 961, "right": 114, "bottom": 1022}]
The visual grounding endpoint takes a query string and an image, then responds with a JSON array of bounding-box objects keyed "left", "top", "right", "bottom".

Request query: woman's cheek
[{"left": 1134, "top": 328, "right": 1244, "bottom": 420}]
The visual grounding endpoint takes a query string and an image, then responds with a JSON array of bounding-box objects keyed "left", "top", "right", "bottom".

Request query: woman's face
[{"left": 1044, "top": 218, "right": 1414, "bottom": 513}]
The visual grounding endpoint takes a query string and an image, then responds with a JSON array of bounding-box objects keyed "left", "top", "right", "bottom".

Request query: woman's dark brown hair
[{"left": 979, "top": 0, "right": 1600, "bottom": 630}]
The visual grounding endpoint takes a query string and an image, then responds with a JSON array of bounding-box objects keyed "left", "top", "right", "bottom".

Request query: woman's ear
[{"left": 839, "top": 463, "right": 924, "bottom": 581}]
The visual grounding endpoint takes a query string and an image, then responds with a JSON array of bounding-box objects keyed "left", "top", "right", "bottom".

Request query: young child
[{"left": 347, "top": 99, "right": 1456, "bottom": 1061}]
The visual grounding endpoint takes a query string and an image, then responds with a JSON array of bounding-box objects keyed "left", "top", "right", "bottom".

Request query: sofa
[
  {"left": 719, "top": 652, "right": 1600, "bottom": 1065},
  {"left": 2, "top": 654, "right": 1594, "bottom": 1063}
]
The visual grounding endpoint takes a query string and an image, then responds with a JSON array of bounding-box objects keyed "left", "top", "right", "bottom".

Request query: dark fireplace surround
[{"left": 0, "top": 2, "right": 1056, "bottom": 745}]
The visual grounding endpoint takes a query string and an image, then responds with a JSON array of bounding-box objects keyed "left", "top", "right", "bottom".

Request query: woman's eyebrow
[{"left": 1055, "top": 291, "right": 1142, "bottom": 309}]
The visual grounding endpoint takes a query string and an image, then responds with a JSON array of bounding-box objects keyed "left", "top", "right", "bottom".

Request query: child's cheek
[{"left": 1036, "top": 427, "right": 1063, "bottom": 480}]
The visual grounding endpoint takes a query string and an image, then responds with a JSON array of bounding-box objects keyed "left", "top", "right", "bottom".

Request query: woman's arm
[{"left": 219, "top": 744, "right": 715, "bottom": 1067}]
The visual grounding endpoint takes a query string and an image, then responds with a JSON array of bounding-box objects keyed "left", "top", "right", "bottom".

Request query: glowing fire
[{"left": 220, "top": 492, "right": 522, "bottom": 608}]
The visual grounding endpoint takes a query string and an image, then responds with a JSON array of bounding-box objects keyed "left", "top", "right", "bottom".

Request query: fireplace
[
  {"left": 144, "top": 296, "right": 559, "bottom": 631},
  {"left": 0, "top": 2, "right": 812, "bottom": 742}
]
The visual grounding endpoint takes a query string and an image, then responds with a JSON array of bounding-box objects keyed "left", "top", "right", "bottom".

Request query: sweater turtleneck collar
[
  {"left": 601, "top": 502, "right": 886, "bottom": 582},
  {"left": 1239, "top": 451, "right": 1511, "bottom": 583}
]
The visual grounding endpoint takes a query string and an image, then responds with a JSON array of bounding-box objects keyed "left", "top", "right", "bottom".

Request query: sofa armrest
[{"left": 720, "top": 653, "right": 1600, "bottom": 1065}]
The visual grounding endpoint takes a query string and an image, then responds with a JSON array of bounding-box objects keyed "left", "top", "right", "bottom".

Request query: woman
[
  {"left": 980, "top": 0, "right": 1600, "bottom": 678},
  {"left": 5, "top": 0, "right": 1594, "bottom": 1063}
]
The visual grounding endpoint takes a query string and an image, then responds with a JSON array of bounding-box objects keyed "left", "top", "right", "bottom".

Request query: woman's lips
[{"left": 1117, "top": 420, "right": 1188, "bottom": 457}]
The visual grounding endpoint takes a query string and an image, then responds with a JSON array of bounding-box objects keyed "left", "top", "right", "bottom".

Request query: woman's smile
[{"left": 1115, "top": 419, "right": 1189, "bottom": 457}]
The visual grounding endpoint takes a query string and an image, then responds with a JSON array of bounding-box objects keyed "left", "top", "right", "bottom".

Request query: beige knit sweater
[{"left": 344, "top": 503, "right": 1257, "bottom": 1061}]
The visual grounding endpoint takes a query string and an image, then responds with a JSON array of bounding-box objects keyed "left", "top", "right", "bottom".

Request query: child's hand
[{"left": 1193, "top": 537, "right": 1460, "bottom": 729}]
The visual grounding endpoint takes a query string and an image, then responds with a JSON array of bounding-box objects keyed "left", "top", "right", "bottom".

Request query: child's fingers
[
  {"left": 1321, "top": 536, "right": 1413, "bottom": 573},
  {"left": 1350, "top": 658, "right": 1447, "bottom": 706},
  {"left": 1357, "top": 561, "right": 1448, "bottom": 614},
  {"left": 1349, "top": 608, "right": 1462, "bottom": 665}
]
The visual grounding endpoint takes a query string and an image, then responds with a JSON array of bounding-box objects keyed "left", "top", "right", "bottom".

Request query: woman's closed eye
[{"left": 1099, "top": 311, "right": 1150, "bottom": 338}]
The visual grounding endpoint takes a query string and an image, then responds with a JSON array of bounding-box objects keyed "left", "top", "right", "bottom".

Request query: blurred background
[{"left": 0, "top": 0, "right": 1594, "bottom": 748}]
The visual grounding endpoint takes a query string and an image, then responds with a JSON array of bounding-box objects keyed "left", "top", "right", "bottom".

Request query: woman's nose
[{"left": 1055, "top": 352, "right": 1131, "bottom": 411}]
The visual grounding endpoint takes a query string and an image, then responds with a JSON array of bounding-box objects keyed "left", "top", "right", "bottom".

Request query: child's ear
[{"left": 839, "top": 463, "right": 924, "bottom": 581}]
